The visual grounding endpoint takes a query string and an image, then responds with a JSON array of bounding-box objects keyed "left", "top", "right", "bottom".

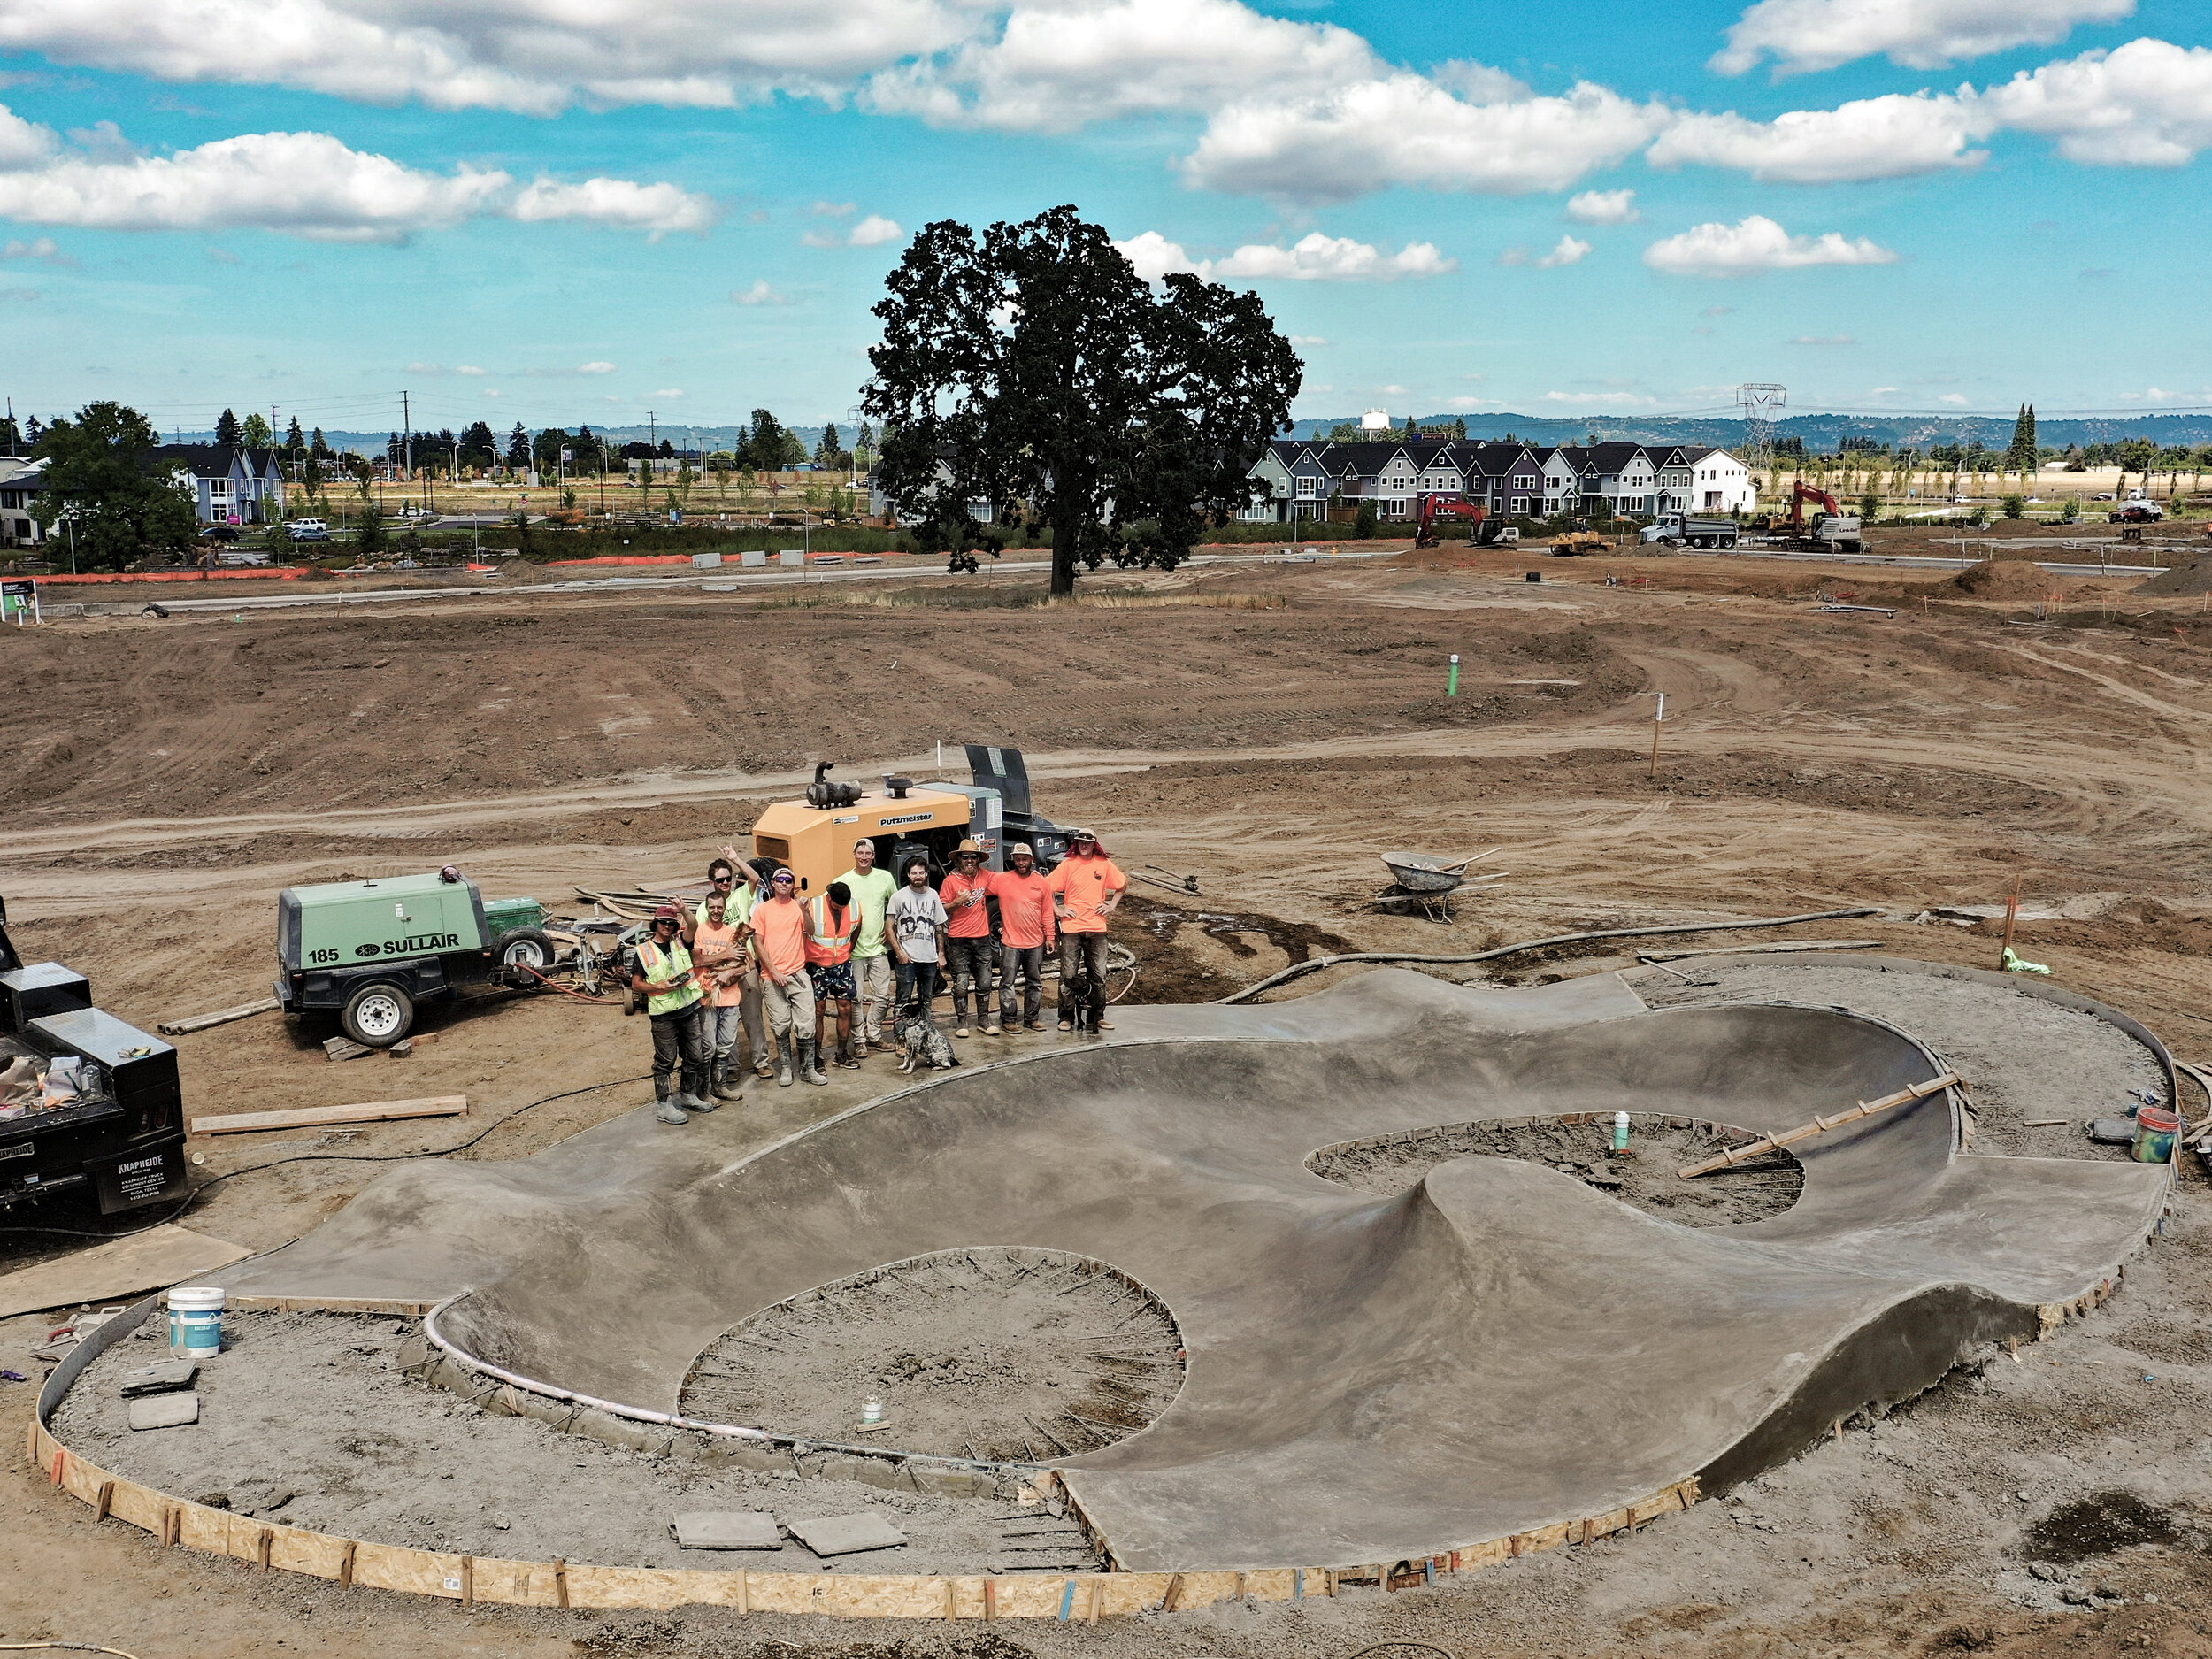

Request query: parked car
[
  {"left": 2110, "top": 502, "right": 2164, "bottom": 523},
  {"left": 288, "top": 519, "right": 330, "bottom": 542},
  {"left": 200, "top": 524, "right": 241, "bottom": 543}
]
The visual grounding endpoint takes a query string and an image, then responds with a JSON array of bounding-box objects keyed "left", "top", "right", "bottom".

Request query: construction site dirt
[{"left": 5, "top": 543, "right": 2212, "bottom": 1659}]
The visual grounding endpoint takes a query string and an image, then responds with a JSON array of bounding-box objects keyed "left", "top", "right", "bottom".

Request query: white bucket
[{"left": 168, "top": 1285, "right": 226, "bottom": 1356}]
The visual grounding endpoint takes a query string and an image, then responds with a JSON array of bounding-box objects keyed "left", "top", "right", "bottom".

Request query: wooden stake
[
  {"left": 461, "top": 1555, "right": 474, "bottom": 1608},
  {"left": 1159, "top": 1573, "right": 1183, "bottom": 1612},
  {"left": 1996, "top": 869, "right": 2023, "bottom": 971},
  {"left": 985, "top": 1578, "right": 1000, "bottom": 1620},
  {"left": 1649, "top": 691, "right": 1666, "bottom": 778},
  {"left": 94, "top": 1479, "right": 113, "bottom": 1522},
  {"left": 553, "top": 1557, "right": 569, "bottom": 1609},
  {"left": 339, "top": 1540, "right": 357, "bottom": 1588},
  {"left": 257, "top": 1527, "right": 274, "bottom": 1570},
  {"left": 1677, "top": 1071, "right": 1960, "bottom": 1177}
]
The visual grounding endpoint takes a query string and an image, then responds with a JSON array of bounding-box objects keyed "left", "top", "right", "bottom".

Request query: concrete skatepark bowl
[{"left": 198, "top": 964, "right": 2170, "bottom": 1575}]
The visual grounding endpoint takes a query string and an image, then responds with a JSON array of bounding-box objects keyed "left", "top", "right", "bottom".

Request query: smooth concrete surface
[{"left": 214, "top": 968, "right": 2171, "bottom": 1570}]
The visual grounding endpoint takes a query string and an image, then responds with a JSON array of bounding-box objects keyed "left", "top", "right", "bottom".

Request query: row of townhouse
[
  {"left": 2, "top": 444, "right": 288, "bottom": 551},
  {"left": 1244, "top": 437, "right": 1757, "bottom": 524}
]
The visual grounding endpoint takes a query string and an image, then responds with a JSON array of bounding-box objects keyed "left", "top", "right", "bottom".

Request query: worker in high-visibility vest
[
  {"left": 632, "top": 905, "right": 709, "bottom": 1124},
  {"left": 806, "top": 881, "right": 860, "bottom": 1069}
]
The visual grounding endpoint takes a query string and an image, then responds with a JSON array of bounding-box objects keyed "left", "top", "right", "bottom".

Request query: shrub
[
  {"left": 2001, "top": 494, "right": 2025, "bottom": 520},
  {"left": 2060, "top": 497, "right": 2080, "bottom": 523}
]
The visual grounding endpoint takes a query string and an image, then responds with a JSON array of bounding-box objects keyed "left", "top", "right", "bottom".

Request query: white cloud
[
  {"left": 847, "top": 213, "right": 904, "bottom": 247},
  {"left": 511, "top": 176, "right": 717, "bottom": 235},
  {"left": 1978, "top": 38, "right": 2212, "bottom": 165},
  {"left": 1115, "top": 229, "right": 1455, "bottom": 282},
  {"left": 0, "top": 0, "right": 974, "bottom": 116},
  {"left": 733, "top": 279, "right": 791, "bottom": 305},
  {"left": 1789, "top": 334, "right": 1856, "bottom": 343},
  {"left": 0, "top": 107, "right": 714, "bottom": 241},
  {"left": 1501, "top": 234, "right": 1591, "bottom": 268},
  {"left": 578, "top": 360, "right": 617, "bottom": 374},
  {"left": 457, "top": 364, "right": 487, "bottom": 374},
  {"left": 1712, "top": 0, "right": 2133, "bottom": 76},
  {"left": 1286, "top": 334, "right": 1329, "bottom": 346},
  {"left": 1182, "top": 72, "right": 1671, "bottom": 203},
  {"left": 1648, "top": 91, "right": 1992, "bottom": 181},
  {"left": 864, "top": 0, "right": 1379, "bottom": 131},
  {"left": 1565, "top": 188, "right": 1638, "bottom": 224},
  {"left": 810, "top": 200, "right": 856, "bottom": 216},
  {"left": 652, "top": 388, "right": 685, "bottom": 398},
  {"left": 1642, "top": 215, "right": 1901, "bottom": 276},
  {"left": 1939, "top": 393, "right": 1970, "bottom": 404},
  {"left": 0, "top": 234, "right": 67, "bottom": 262}
]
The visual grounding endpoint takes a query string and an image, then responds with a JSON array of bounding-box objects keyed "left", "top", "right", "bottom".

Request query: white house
[{"left": 0, "top": 457, "right": 46, "bottom": 548}]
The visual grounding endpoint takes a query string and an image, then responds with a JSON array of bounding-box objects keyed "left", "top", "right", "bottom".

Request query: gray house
[{"left": 149, "top": 444, "right": 286, "bottom": 526}]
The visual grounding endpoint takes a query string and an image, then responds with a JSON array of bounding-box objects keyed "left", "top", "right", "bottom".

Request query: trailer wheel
[
  {"left": 341, "top": 982, "right": 413, "bottom": 1047},
  {"left": 493, "top": 926, "right": 556, "bottom": 985}
]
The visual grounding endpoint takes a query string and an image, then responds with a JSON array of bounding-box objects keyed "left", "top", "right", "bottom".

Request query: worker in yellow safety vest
[{"left": 632, "top": 905, "right": 709, "bottom": 1125}]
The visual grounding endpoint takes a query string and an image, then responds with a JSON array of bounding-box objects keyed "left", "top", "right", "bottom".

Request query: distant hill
[{"left": 1285, "top": 412, "right": 2212, "bottom": 449}]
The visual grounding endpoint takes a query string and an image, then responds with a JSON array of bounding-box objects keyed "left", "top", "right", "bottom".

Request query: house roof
[{"left": 149, "top": 443, "right": 281, "bottom": 480}]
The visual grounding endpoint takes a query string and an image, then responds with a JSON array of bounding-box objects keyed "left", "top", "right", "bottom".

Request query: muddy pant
[
  {"left": 895, "top": 959, "right": 941, "bottom": 1022},
  {"left": 738, "top": 965, "right": 769, "bottom": 1067},
  {"left": 649, "top": 1004, "right": 709, "bottom": 1100},
  {"left": 999, "top": 943, "right": 1046, "bottom": 1027},
  {"left": 1057, "top": 933, "right": 1110, "bottom": 1030},
  {"left": 759, "top": 972, "right": 817, "bottom": 1041},
  {"left": 702, "top": 1001, "right": 745, "bottom": 1065},
  {"left": 853, "top": 952, "right": 895, "bottom": 1043},
  {"left": 946, "top": 936, "right": 996, "bottom": 1026}
]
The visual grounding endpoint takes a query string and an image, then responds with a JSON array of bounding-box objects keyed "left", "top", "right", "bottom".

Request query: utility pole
[
  {"left": 402, "top": 390, "right": 412, "bottom": 499},
  {"left": 4, "top": 396, "right": 12, "bottom": 458},
  {"left": 649, "top": 411, "right": 656, "bottom": 452}
]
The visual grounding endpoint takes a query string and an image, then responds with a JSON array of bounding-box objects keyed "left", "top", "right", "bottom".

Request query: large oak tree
[
  {"left": 864, "top": 205, "right": 1302, "bottom": 595},
  {"left": 32, "top": 402, "right": 198, "bottom": 570}
]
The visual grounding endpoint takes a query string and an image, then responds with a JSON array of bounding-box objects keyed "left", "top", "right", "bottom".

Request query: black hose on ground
[{"left": 1217, "top": 908, "right": 1883, "bottom": 1006}]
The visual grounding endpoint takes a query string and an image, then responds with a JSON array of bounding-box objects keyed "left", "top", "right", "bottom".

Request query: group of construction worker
[{"left": 631, "top": 830, "right": 1125, "bottom": 1125}]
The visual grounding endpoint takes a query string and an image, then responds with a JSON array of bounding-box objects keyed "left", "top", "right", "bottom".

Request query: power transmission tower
[{"left": 1734, "top": 384, "right": 1786, "bottom": 471}]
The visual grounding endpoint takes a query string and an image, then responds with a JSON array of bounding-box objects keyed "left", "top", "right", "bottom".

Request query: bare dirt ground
[{"left": 4, "top": 545, "right": 2212, "bottom": 1657}]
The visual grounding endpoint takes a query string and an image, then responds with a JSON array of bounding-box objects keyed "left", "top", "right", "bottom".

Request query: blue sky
[{"left": 0, "top": 0, "right": 2206, "bottom": 437}]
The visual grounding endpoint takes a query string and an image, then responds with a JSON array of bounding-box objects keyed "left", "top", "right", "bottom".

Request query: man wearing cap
[
  {"left": 632, "top": 907, "right": 709, "bottom": 1124},
  {"left": 988, "top": 841, "right": 1056, "bottom": 1033},
  {"left": 939, "top": 839, "right": 996, "bottom": 1039},
  {"left": 753, "top": 869, "right": 825, "bottom": 1086},
  {"left": 834, "top": 840, "right": 899, "bottom": 1056},
  {"left": 1047, "top": 828, "right": 1125, "bottom": 1035}
]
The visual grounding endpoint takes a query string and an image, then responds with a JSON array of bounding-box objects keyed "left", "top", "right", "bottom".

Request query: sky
[{"left": 0, "top": 0, "right": 2207, "bottom": 439}]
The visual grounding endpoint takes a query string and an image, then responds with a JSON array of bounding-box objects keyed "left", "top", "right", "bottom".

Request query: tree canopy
[
  {"left": 214, "top": 408, "right": 241, "bottom": 445},
  {"left": 31, "top": 402, "right": 199, "bottom": 569},
  {"left": 864, "top": 205, "right": 1301, "bottom": 594}
]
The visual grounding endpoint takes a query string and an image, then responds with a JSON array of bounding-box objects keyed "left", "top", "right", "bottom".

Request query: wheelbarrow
[{"left": 1379, "top": 849, "right": 1506, "bottom": 922}]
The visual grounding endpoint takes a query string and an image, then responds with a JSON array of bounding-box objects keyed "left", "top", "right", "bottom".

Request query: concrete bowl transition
[{"left": 38, "top": 962, "right": 2176, "bottom": 1613}]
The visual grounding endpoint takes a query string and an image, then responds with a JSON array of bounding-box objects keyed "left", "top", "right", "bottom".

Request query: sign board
[{"left": 1, "top": 577, "right": 37, "bottom": 625}]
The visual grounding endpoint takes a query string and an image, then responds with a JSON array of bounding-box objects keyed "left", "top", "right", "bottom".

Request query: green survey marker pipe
[{"left": 1447, "top": 653, "right": 1460, "bottom": 696}]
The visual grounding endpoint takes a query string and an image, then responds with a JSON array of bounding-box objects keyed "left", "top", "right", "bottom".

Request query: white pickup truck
[{"left": 1639, "top": 512, "right": 1740, "bottom": 549}]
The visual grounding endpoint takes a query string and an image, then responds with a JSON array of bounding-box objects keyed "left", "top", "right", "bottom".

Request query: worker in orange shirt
[
  {"left": 753, "top": 869, "right": 824, "bottom": 1087},
  {"left": 805, "top": 880, "right": 861, "bottom": 1070},
  {"left": 1046, "top": 828, "right": 1125, "bottom": 1034}
]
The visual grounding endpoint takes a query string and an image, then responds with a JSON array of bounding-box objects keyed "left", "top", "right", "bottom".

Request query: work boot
[
  {"left": 798, "top": 1039, "right": 828, "bottom": 1086},
  {"left": 983, "top": 1021, "right": 1003, "bottom": 1035},
  {"left": 776, "top": 1033, "right": 794, "bottom": 1087},
  {"left": 710, "top": 1057, "right": 745, "bottom": 1102},
  {"left": 685, "top": 1079, "right": 718, "bottom": 1113},
  {"left": 753, "top": 1045, "right": 777, "bottom": 1080},
  {"left": 655, "top": 1095, "right": 689, "bottom": 1126}
]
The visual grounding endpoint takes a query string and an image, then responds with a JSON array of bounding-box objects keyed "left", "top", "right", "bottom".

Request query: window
[
  {"left": 1513, "top": 473, "right": 1536, "bottom": 488},
  {"left": 1512, "top": 496, "right": 1531, "bottom": 514},
  {"left": 209, "top": 478, "right": 231, "bottom": 496},
  {"left": 1295, "top": 477, "right": 1318, "bottom": 498}
]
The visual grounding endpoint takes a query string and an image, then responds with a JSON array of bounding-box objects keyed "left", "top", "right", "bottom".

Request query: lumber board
[
  {"left": 157, "top": 996, "right": 281, "bottom": 1036},
  {"left": 189, "top": 1095, "right": 467, "bottom": 1136},
  {"left": 1638, "top": 939, "right": 1880, "bottom": 963}
]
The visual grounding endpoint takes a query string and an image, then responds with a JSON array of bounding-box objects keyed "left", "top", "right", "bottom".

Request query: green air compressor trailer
[{"left": 274, "top": 872, "right": 554, "bottom": 1047}]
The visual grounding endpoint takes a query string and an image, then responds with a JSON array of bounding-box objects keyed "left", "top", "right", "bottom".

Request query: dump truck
[
  {"left": 1639, "top": 512, "right": 1740, "bottom": 549},
  {"left": 749, "top": 747, "right": 1071, "bottom": 896},
  {"left": 273, "top": 870, "right": 556, "bottom": 1048},
  {"left": 0, "top": 893, "right": 189, "bottom": 1217}
]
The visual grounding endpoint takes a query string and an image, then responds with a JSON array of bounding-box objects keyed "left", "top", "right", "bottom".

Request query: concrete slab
[
  {"left": 217, "top": 966, "right": 2170, "bottom": 1571},
  {"left": 670, "top": 1510, "right": 780, "bottom": 1550},
  {"left": 785, "top": 1512, "right": 908, "bottom": 1556},
  {"left": 118, "top": 1359, "right": 197, "bottom": 1397},
  {"left": 127, "top": 1392, "right": 199, "bottom": 1432}
]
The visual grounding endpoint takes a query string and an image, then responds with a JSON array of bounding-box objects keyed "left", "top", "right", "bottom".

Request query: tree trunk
[{"left": 1049, "top": 503, "right": 1080, "bottom": 597}]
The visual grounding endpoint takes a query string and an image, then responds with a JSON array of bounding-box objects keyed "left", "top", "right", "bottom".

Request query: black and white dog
[{"left": 894, "top": 1010, "right": 959, "bottom": 1074}]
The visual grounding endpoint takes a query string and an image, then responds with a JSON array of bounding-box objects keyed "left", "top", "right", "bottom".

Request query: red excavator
[
  {"left": 1413, "top": 493, "right": 1513, "bottom": 549},
  {"left": 1786, "top": 480, "right": 1841, "bottom": 526}
]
